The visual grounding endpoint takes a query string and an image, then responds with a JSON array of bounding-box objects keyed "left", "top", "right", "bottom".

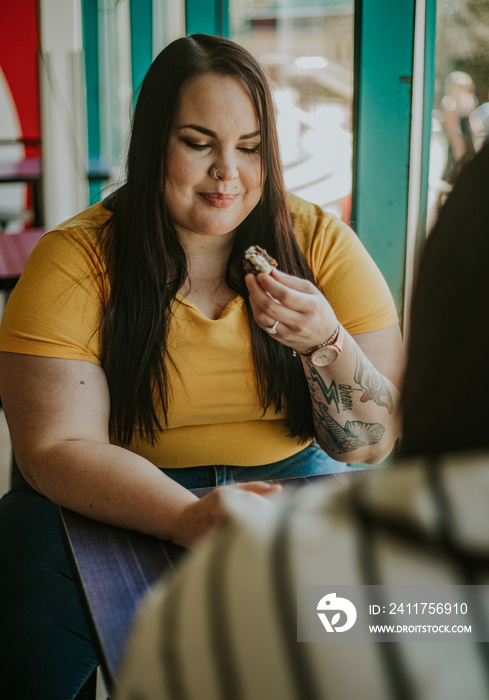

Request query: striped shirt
[{"left": 116, "top": 454, "right": 489, "bottom": 700}]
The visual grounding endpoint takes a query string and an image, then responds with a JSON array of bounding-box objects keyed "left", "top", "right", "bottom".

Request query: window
[
  {"left": 428, "top": 0, "right": 489, "bottom": 226},
  {"left": 230, "top": 0, "right": 354, "bottom": 222}
]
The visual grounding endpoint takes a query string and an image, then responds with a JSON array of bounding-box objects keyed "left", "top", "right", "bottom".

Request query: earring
[{"left": 211, "top": 167, "right": 220, "bottom": 179}]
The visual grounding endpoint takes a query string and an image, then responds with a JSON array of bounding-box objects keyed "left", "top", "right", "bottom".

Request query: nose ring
[{"left": 211, "top": 167, "right": 220, "bottom": 179}]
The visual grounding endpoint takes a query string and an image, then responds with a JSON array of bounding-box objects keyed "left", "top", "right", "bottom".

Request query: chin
[{"left": 197, "top": 215, "right": 247, "bottom": 237}]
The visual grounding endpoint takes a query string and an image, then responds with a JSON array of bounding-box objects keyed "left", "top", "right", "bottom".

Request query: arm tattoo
[
  {"left": 306, "top": 361, "right": 387, "bottom": 454},
  {"left": 353, "top": 344, "right": 394, "bottom": 414},
  {"left": 313, "top": 401, "right": 385, "bottom": 454}
]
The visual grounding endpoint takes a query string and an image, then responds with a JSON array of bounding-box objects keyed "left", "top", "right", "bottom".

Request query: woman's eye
[
  {"left": 239, "top": 145, "right": 261, "bottom": 155},
  {"left": 184, "top": 141, "right": 210, "bottom": 151}
]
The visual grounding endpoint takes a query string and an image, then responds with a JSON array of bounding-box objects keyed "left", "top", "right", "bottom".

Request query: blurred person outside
[
  {"left": 440, "top": 71, "right": 477, "bottom": 185},
  {"left": 470, "top": 89, "right": 489, "bottom": 149}
]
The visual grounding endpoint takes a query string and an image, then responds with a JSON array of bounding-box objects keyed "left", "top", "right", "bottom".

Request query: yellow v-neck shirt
[{"left": 0, "top": 194, "right": 398, "bottom": 467}]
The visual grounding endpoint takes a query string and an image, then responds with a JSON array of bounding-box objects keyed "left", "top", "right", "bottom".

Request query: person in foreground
[
  {"left": 0, "top": 34, "right": 401, "bottom": 698},
  {"left": 115, "top": 148, "right": 489, "bottom": 699}
]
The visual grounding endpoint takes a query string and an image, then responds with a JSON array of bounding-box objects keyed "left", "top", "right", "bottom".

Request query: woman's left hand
[{"left": 245, "top": 268, "right": 337, "bottom": 354}]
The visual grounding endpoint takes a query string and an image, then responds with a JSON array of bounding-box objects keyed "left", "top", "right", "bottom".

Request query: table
[
  {"left": 0, "top": 156, "right": 113, "bottom": 183},
  {"left": 0, "top": 157, "right": 42, "bottom": 183},
  {"left": 0, "top": 155, "right": 114, "bottom": 289},
  {"left": 0, "top": 157, "right": 114, "bottom": 229},
  {"left": 0, "top": 158, "right": 44, "bottom": 227},
  {"left": 59, "top": 474, "right": 339, "bottom": 691}
]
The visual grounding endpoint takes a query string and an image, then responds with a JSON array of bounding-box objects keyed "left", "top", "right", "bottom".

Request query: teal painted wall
[
  {"left": 130, "top": 0, "right": 153, "bottom": 97},
  {"left": 185, "top": 0, "right": 229, "bottom": 36},
  {"left": 352, "top": 0, "right": 416, "bottom": 316}
]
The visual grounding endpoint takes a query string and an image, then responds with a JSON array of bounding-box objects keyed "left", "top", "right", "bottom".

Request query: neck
[
  {"left": 178, "top": 229, "right": 236, "bottom": 281},
  {"left": 176, "top": 230, "right": 238, "bottom": 319}
]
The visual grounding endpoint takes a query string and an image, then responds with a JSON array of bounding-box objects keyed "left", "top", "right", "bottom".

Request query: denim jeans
[
  {"left": 163, "top": 442, "right": 348, "bottom": 488},
  {"left": 0, "top": 445, "right": 349, "bottom": 699}
]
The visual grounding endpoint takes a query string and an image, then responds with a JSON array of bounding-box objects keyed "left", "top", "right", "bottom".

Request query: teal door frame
[
  {"left": 352, "top": 0, "right": 436, "bottom": 321},
  {"left": 81, "top": 0, "right": 100, "bottom": 204}
]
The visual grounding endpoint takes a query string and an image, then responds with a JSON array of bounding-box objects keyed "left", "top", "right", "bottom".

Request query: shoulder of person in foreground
[
  {"left": 115, "top": 455, "right": 489, "bottom": 700},
  {"left": 400, "top": 143, "right": 489, "bottom": 458}
]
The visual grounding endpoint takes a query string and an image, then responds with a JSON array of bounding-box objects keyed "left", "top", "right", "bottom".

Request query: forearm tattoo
[
  {"left": 353, "top": 344, "right": 394, "bottom": 414},
  {"left": 305, "top": 345, "right": 393, "bottom": 455}
]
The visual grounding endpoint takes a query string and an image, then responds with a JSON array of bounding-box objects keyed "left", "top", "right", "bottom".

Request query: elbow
[
  {"left": 11, "top": 439, "right": 63, "bottom": 496},
  {"left": 12, "top": 454, "right": 43, "bottom": 493},
  {"left": 12, "top": 446, "right": 46, "bottom": 494},
  {"left": 317, "top": 436, "right": 398, "bottom": 466},
  {"left": 348, "top": 436, "right": 399, "bottom": 465}
]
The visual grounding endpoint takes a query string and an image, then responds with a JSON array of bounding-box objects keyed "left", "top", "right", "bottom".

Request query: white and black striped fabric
[{"left": 116, "top": 453, "right": 489, "bottom": 700}]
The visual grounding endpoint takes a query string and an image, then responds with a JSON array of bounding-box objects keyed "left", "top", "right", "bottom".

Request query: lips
[{"left": 199, "top": 192, "right": 238, "bottom": 208}]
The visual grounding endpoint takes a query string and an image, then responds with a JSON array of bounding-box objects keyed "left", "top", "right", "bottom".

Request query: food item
[{"left": 243, "top": 245, "right": 278, "bottom": 276}]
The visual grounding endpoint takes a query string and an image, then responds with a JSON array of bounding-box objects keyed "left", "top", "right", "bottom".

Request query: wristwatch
[{"left": 299, "top": 324, "right": 345, "bottom": 367}]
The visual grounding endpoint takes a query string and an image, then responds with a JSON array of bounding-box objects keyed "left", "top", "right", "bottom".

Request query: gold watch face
[{"left": 311, "top": 345, "right": 340, "bottom": 367}]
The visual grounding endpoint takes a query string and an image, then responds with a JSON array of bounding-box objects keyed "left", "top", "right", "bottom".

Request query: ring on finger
[{"left": 266, "top": 320, "right": 279, "bottom": 335}]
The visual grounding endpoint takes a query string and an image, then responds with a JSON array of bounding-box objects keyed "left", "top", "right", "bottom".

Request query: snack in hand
[{"left": 243, "top": 245, "right": 278, "bottom": 276}]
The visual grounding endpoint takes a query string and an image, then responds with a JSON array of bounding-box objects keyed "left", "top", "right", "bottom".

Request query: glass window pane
[
  {"left": 98, "top": 0, "right": 132, "bottom": 170},
  {"left": 428, "top": 0, "right": 489, "bottom": 226},
  {"left": 230, "top": 0, "right": 354, "bottom": 222}
]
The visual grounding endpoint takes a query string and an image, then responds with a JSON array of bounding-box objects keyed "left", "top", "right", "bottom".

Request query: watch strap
[{"left": 298, "top": 324, "right": 341, "bottom": 359}]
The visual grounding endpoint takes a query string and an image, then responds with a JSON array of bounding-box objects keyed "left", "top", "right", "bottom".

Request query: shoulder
[
  {"left": 18, "top": 200, "right": 111, "bottom": 306},
  {"left": 287, "top": 191, "right": 338, "bottom": 231},
  {"left": 287, "top": 191, "right": 357, "bottom": 248},
  {"left": 44, "top": 200, "right": 111, "bottom": 243},
  {"left": 286, "top": 192, "right": 371, "bottom": 273},
  {"left": 286, "top": 193, "right": 398, "bottom": 333},
  {"left": 35, "top": 200, "right": 111, "bottom": 268}
]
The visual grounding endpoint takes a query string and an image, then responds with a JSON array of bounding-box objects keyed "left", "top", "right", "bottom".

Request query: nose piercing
[{"left": 211, "top": 167, "right": 239, "bottom": 180}]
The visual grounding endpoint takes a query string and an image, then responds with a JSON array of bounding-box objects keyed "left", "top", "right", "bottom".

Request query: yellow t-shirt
[{"left": 0, "top": 193, "right": 398, "bottom": 467}]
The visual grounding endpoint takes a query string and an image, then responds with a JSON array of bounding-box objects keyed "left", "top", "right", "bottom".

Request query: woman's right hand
[{"left": 171, "top": 481, "right": 282, "bottom": 549}]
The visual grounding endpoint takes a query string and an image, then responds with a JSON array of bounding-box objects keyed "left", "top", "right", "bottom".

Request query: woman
[{"left": 0, "top": 34, "right": 402, "bottom": 698}]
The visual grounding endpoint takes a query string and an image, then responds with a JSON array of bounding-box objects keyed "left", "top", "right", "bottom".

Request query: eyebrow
[{"left": 177, "top": 124, "right": 260, "bottom": 139}]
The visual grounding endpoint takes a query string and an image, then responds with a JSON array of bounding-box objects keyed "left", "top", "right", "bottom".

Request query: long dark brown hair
[{"left": 100, "top": 34, "right": 317, "bottom": 447}]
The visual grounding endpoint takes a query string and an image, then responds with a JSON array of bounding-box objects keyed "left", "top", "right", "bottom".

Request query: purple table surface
[
  {"left": 0, "top": 157, "right": 112, "bottom": 183},
  {"left": 0, "top": 157, "right": 42, "bottom": 183},
  {"left": 59, "top": 473, "right": 346, "bottom": 690}
]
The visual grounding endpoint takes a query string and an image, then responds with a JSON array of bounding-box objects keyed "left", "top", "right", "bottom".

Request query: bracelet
[{"left": 292, "top": 323, "right": 340, "bottom": 358}]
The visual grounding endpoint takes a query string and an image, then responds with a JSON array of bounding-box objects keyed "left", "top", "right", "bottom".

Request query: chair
[{"left": 75, "top": 671, "right": 97, "bottom": 700}]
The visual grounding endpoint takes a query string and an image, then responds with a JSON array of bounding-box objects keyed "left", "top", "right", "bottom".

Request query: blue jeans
[
  {"left": 0, "top": 445, "right": 347, "bottom": 699},
  {"left": 163, "top": 442, "right": 348, "bottom": 488}
]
